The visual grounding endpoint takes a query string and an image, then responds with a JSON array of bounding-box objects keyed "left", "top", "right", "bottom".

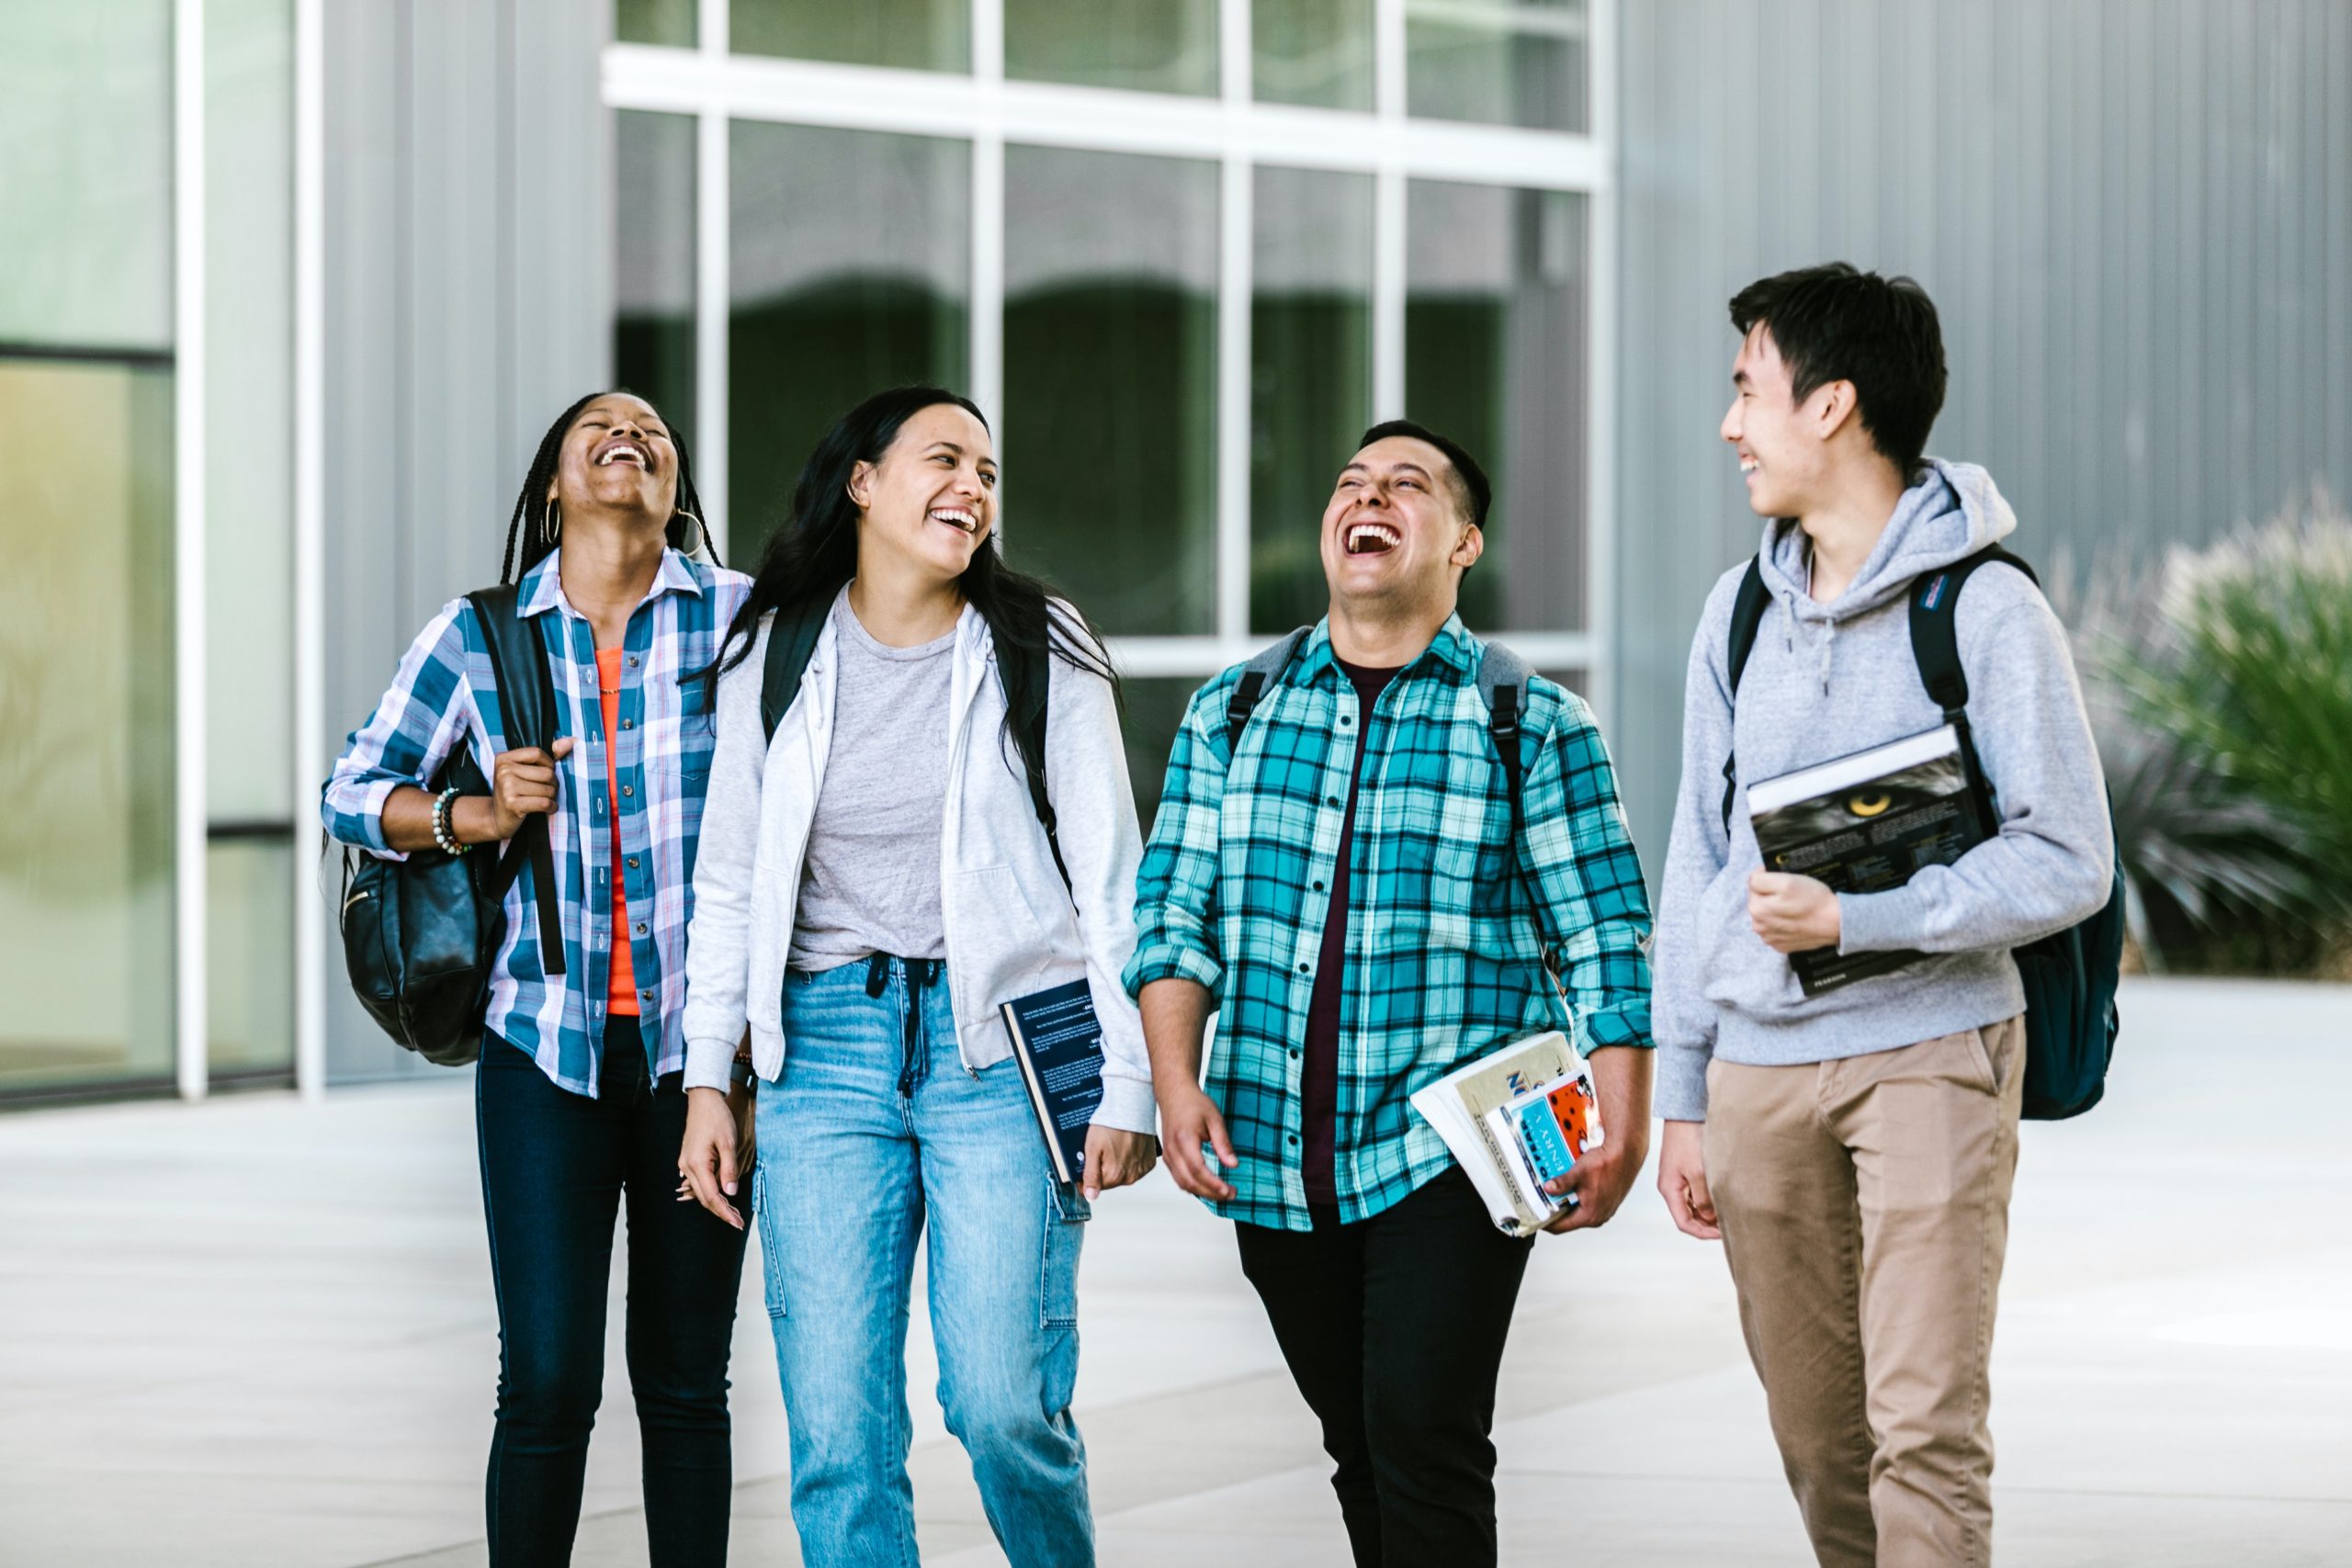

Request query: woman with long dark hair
[
  {"left": 675, "top": 386, "right": 1158, "bottom": 1566},
  {"left": 322, "top": 391, "right": 755, "bottom": 1567}
]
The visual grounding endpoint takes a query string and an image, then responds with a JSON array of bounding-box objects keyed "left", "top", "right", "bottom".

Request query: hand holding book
[{"left": 1747, "top": 869, "right": 1843, "bottom": 953}]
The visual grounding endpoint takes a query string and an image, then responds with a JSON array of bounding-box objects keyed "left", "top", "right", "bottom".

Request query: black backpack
[
  {"left": 338, "top": 586, "right": 567, "bottom": 1066},
  {"left": 759, "top": 597, "right": 1073, "bottom": 896},
  {"left": 1721, "top": 546, "right": 2126, "bottom": 1119},
  {"left": 1225, "top": 628, "right": 1560, "bottom": 973}
]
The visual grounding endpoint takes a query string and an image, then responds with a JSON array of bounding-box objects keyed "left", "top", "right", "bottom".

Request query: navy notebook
[{"left": 999, "top": 979, "right": 1107, "bottom": 1184}]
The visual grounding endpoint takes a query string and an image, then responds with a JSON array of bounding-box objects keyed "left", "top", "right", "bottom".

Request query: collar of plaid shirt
[{"left": 1125, "top": 613, "right": 1654, "bottom": 1231}]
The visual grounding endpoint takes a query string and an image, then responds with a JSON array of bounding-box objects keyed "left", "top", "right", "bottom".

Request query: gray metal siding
[
  {"left": 319, "top": 0, "right": 611, "bottom": 1082},
  {"left": 1612, "top": 0, "right": 2352, "bottom": 867}
]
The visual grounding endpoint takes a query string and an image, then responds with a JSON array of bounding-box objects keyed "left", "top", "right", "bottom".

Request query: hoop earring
[
  {"left": 673, "top": 510, "right": 707, "bottom": 558},
  {"left": 544, "top": 500, "right": 561, "bottom": 545}
]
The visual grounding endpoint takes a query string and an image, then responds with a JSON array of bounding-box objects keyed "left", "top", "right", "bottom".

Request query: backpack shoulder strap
[
  {"left": 760, "top": 598, "right": 831, "bottom": 744},
  {"left": 1718, "top": 556, "right": 1770, "bottom": 833},
  {"left": 993, "top": 630, "right": 1071, "bottom": 900},
  {"left": 464, "top": 584, "right": 565, "bottom": 976},
  {"left": 1225, "top": 627, "right": 1313, "bottom": 752},
  {"left": 1907, "top": 545, "right": 2040, "bottom": 714},
  {"left": 1907, "top": 545, "right": 2039, "bottom": 829},
  {"left": 1476, "top": 640, "right": 1556, "bottom": 966}
]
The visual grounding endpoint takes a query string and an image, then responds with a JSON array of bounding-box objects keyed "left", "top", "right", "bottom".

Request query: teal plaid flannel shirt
[{"left": 1124, "top": 616, "right": 1654, "bottom": 1231}]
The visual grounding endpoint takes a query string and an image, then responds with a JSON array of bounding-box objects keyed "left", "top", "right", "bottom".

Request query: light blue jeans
[{"left": 752, "top": 957, "right": 1095, "bottom": 1568}]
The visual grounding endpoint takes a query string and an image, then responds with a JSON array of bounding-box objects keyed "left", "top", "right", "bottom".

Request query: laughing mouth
[
  {"left": 929, "top": 506, "right": 979, "bottom": 535},
  {"left": 1345, "top": 522, "right": 1401, "bottom": 556},
  {"left": 595, "top": 437, "right": 650, "bottom": 469},
  {"left": 1739, "top": 456, "right": 1759, "bottom": 476}
]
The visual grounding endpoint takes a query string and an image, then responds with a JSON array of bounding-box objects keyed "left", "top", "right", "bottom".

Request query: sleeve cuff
[
  {"left": 682, "top": 1038, "right": 736, "bottom": 1093},
  {"left": 1653, "top": 1040, "right": 1713, "bottom": 1122},
  {"left": 1122, "top": 943, "right": 1224, "bottom": 1001},
  {"left": 1090, "top": 1075, "right": 1160, "bottom": 1136},
  {"left": 1838, "top": 886, "right": 1928, "bottom": 953}
]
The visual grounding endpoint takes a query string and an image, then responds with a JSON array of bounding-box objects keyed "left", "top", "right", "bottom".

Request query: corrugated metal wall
[
  {"left": 1611, "top": 0, "right": 2352, "bottom": 865},
  {"left": 321, "top": 0, "right": 611, "bottom": 1080}
]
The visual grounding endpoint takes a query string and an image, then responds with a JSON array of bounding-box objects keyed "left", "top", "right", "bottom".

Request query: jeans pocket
[{"left": 1039, "top": 1178, "right": 1089, "bottom": 1330}]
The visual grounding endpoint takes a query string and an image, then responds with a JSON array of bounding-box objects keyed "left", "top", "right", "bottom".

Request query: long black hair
[
  {"left": 707, "top": 385, "right": 1118, "bottom": 711},
  {"left": 499, "top": 389, "right": 718, "bottom": 585}
]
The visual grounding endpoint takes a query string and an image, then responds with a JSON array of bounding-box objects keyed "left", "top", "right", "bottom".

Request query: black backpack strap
[
  {"left": 1718, "top": 556, "right": 1770, "bottom": 834},
  {"left": 1907, "top": 545, "right": 2039, "bottom": 831},
  {"left": 1225, "top": 627, "right": 1313, "bottom": 754},
  {"left": 994, "top": 631, "right": 1071, "bottom": 900},
  {"left": 759, "top": 598, "right": 831, "bottom": 744},
  {"left": 467, "top": 586, "right": 566, "bottom": 976},
  {"left": 1476, "top": 640, "right": 1558, "bottom": 976}
]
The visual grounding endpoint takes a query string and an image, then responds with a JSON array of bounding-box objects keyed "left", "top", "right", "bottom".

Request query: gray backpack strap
[
  {"left": 1476, "top": 640, "right": 1554, "bottom": 969},
  {"left": 1224, "top": 626, "right": 1313, "bottom": 753}
]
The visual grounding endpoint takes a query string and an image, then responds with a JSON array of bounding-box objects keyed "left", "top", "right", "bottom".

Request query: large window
[
  {"left": 605, "top": 0, "right": 1610, "bottom": 819},
  {"left": 1, "top": 1, "right": 299, "bottom": 1100}
]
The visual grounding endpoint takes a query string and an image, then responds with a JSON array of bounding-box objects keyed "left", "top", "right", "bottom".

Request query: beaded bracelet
[{"left": 432, "top": 785, "right": 470, "bottom": 856}]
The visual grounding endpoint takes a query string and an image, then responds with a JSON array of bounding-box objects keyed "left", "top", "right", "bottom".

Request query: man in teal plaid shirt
[{"left": 1125, "top": 420, "right": 1655, "bottom": 1567}]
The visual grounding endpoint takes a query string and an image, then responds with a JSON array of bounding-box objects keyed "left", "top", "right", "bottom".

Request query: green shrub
[{"left": 2085, "top": 491, "right": 2352, "bottom": 969}]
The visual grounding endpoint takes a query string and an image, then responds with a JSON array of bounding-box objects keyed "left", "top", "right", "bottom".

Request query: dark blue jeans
[{"left": 475, "top": 1019, "right": 751, "bottom": 1567}]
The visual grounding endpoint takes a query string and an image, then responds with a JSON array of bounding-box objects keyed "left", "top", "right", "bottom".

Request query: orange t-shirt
[{"left": 596, "top": 647, "right": 639, "bottom": 1017}]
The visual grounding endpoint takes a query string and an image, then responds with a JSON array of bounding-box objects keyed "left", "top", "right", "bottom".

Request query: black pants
[
  {"left": 475, "top": 1020, "right": 751, "bottom": 1568},
  {"left": 1235, "top": 1167, "right": 1534, "bottom": 1568}
]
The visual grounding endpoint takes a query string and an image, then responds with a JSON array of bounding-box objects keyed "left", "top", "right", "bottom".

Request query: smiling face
[
  {"left": 1721, "top": 323, "right": 1838, "bottom": 519},
  {"left": 1319, "top": 434, "right": 1483, "bottom": 612},
  {"left": 847, "top": 400, "right": 998, "bottom": 585},
  {"left": 546, "top": 392, "right": 679, "bottom": 525}
]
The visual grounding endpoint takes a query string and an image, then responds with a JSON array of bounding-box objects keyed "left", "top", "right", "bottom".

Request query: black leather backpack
[{"left": 338, "top": 586, "right": 566, "bottom": 1066}]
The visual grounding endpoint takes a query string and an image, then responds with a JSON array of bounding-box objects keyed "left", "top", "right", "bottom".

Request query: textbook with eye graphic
[{"left": 1748, "top": 724, "right": 1994, "bottom": 997}]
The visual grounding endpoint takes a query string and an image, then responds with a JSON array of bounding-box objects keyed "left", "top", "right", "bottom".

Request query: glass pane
[
  {"left": 1406, "top": 181, "right": 1588, "bottom": 631},
  {"left": 1251, "top": 165, "right": 1373, "bottom": 633},
  {"left": 208, "top": 838, "right": 293, "bottom": 1075},
  {"left": 731, "top": 122, "right": 969, "bottom": 562},
  {"left": 208, "top": 0, "right": 294, "bottom": 822},
  {"left": 0, "top": 359, "right": 175, "bottom": 1095},
  {"left": 1407, "top": 0, "right": 1588, "bottom": 134},
  {"left": 734, "top": 0, "right": 969, "bottom": 72},
  {"left": 1004, "top": 145, "right": 1217, "bottom": 636},
  {"left": 0, "top": 3, "right": 174, "bottom": 351},
  {"left": 1254, "top": 0, "right": 1374, "bottom": 110},
  {"left": 616, "top": 0, "right": 695, "bottom": 46},
  {"left": 616, "top": 110, "right": 699, "bottom": 446},
  {"left": 1119, "top": 676, "right": 1206, "bottom": 832},
  {"left": 1005, "top": 0, "right": 1216, "bottom": 96}
]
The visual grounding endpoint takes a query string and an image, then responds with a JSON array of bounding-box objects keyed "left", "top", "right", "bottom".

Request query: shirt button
[
  {"left": 635, "top": 922, "right": 648, "bottom": 936},
  {"left": 621, "top": 784, "right": 634, "bottom": 797},
  {"left": 640, "top": 987, "right": 654, "bottom": 1000},
  {"left": 627, "top": 857, "right": 639, "bottom": 870},
  {"left": 1297, "top": 962, "right": 1310, "bottom": 975},
  {"left": 627, "top": 655, "right": 639, "bottom": 668},
  {"left": 1339, "top": 716, "right": 1351, "bottom": 727},
  {"left": 1286, "top": 1134, "right": 1299, "bottom": 1145},
  {"left": 1311, "top": 880, "right": 1324, "bottom": 893},
  {"left": 620, "top": 717, "right": 633, "bottom": 730},
  {"left": 1326, "top": 795, "right": 1340, "bottom": 807},
  {"left": 1289, "top": 1049, "right": 1300, "bottom": 1060}
]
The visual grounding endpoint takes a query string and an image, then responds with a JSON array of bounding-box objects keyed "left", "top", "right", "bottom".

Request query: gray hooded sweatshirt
[{"left": 1651, "top": 459, "right": 2113, "bottom": 1122}]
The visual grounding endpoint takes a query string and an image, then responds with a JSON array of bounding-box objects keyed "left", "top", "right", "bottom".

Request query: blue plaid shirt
[
  {"left": 322, "top": 549, "right": 751, "bottom": 1094},
  {"left": 1125, "top": 616, "right": 1654, "bottom": 1230}
]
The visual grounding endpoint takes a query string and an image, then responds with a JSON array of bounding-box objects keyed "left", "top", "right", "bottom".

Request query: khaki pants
[{"left": 1705, "top": 1017, "right": 2026, "bottom": 1568}]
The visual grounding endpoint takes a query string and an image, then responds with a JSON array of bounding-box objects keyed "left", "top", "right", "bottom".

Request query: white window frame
[{"left": 602, "top": 0, "right": 1616, "bottom": 708}]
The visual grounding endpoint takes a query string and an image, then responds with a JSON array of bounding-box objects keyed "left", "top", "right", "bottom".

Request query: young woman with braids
[
  {"left": 674, "top": 386, "right": 1157, "bottom": 1566},
  {"left": 322, "top": 391, "right": 754, "bottom": 1567}
]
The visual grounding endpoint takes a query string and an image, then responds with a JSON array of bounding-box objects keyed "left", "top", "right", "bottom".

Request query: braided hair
[{"left": 498, "top": 389, "right": 719, "bottom": 585}]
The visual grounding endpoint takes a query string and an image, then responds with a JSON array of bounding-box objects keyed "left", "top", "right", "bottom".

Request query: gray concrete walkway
[{"left": 2, "top": 977, "right": 2346, "bottom": 1566}]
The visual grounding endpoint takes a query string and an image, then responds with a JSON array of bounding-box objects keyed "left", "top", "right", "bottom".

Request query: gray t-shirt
[{"left": 787, "top": 596, "right": 955, "bottom": 969}]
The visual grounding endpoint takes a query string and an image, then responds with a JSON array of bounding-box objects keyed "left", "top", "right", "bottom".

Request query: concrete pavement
[{"left": 1, "top": 976, "right": 2346, "bottom": 1565}]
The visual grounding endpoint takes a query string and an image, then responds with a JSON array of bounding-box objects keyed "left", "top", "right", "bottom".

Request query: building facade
[{"left": 3, "top": 0, "right": 2346, "bottom": 1100}]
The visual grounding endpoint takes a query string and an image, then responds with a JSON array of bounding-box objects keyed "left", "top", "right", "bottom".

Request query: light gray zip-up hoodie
[{"left": 1651, "top": 459, "right": 2113, "bottom": 1121}]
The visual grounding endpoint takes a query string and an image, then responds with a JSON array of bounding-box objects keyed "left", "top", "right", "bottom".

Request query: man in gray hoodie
[{"left": 1650, "top": 264, "right": 2112, "bottom": 1568}]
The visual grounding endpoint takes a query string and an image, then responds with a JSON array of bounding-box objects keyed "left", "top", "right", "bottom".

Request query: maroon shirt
[{"left": 1300, "top": 657, "right": 1404, "bottom": 1207}]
